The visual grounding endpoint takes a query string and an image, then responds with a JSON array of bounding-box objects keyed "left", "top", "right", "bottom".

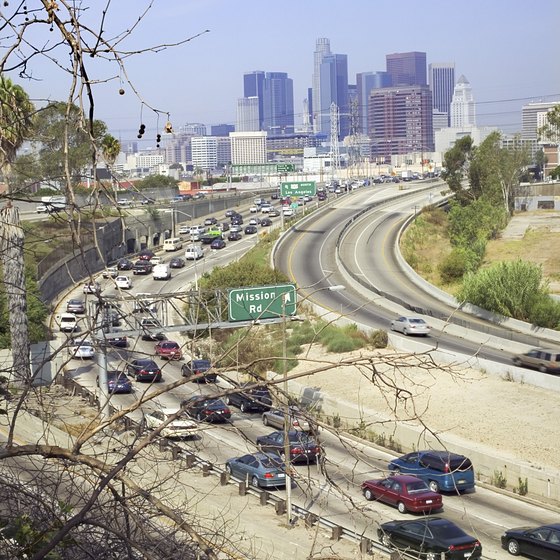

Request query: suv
[
  {"left": 181, "top": 359, "right": 216, "bottom": 383},
  {"left": 388, "top": 450, "right": 475, "bottom": 493},
  {"left": 133, "top": 260, "right": 152, "bottom": 275},
  {"left": 226, "top": 384, "right": 272, "bottom": 413},
  {"left": 512, "top": 348, "right": 560, "bottom": 373}
]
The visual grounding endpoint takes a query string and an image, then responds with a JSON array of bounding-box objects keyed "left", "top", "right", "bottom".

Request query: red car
[
  {"left": 154, "top": 340, "right": 183, "bottom": 360},
  {"left": 361, "top": 474, "right": 442, "bottom": 514}
]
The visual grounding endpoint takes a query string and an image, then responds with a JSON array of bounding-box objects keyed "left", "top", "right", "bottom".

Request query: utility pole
[{"left": 329, "top": 103, "right": 340, "bottom": 185}]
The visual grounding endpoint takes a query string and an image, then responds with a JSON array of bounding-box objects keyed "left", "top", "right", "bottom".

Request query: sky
[{"left": 9, "top": 0, "right": 560, "bottom": 147}]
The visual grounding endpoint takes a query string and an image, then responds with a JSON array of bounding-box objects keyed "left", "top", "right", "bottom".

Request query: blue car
[
  {"left": 388, "top": 450, "right": 475, "bottom": 493},
  {"left": 99, "top": 370, "right": 133, "bottom": 394},
  {"left": 225, "top": 452, "right": 286, "bottom": 488}
]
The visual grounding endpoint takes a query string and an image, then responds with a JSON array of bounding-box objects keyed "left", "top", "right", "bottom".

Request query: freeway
[{"left": 44, "top": 191, "right": 558, "bottom": 560}]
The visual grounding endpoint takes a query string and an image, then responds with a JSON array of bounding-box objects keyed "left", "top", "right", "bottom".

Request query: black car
[
  {"left": 260, "top": 217, "right": 273, "bottom": 227},
  {"left": 181, "top": 359, "right": 216, "bottom": 382},
  {"left": 244, "top": 225, "right": 258, "bottom": 235},
  {"left": 255, "top": 430, "right": 321, "bottom": 463},
  {"left": 133, "top": 260, "right": 153, "bottom": 275},
  {"left": 127, "top": 359, "right": 162, "bottom": 382},
  {"left": 204, "top": 217, "right": 218, "bottom": 226},
  {"left": 100, "top": 328, "right": 128, "bottom": 348},
  {"left": 378, "top": 517, "right": 482, "bottom": 560},
  {"left": 231, "top": 215, "right": 243, "bottom": 225},
  {"left": 98, "top": 370, "right": 133, "bottom": 394},
  {"left": 138, "top": 249, "right": 155, "bottom": 260},
  {"left": 225, "top": 209, "right": 235, "bottom": 218},
  {"left": 227, "top": 231, "right": 242, "bottom": 242},
  {"left": 117, "top": 258, "right": 134, "bottom": 270},
  {"left": 210, "top": 238, "right": 226, "bottom": 250},
  {"left": 181, "top": 396, "right": 231, "bottom": 423},
  {"left": 66, "top": 298, "right": 85, "bottom": 314},
  {"left": 502, "top": 523, "right": 560, "bottom": 559},
  {"left": 226, "top": 384, "right": 272, "bottom": 413},
  {"left": 169, "top": 257, "right": 185, "bottom": 268}
]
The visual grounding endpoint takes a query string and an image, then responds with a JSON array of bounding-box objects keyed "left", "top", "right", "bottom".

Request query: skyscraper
[
  {"left": 236, "top": 97, "right": 260, "bottom": 132},
  {"left": 450, "top": 75, "right": 476, "bottom": 128},
  {"left": 429, "top": 63, "right": 455, "bottom": 127},
  {"left": 243, "top": 71, "right": 265, "bottom": 130},
  {"left": 386, "top": 52, "right": 427, "bottom": 86},
  {"left": 521, "top": 101, "right": 560, "bottom": 141},
  {"left": 312, "top": 37, "right": 331, "bottom": 134},
  {"left": 356, "top": 71, "right": 392, "bottom": 135},
  {"left": 368, "top": 85, "right": 434, "bottom": 158},
  {"left": 262, "top": 72, "right": 294, "bottom": 134}
]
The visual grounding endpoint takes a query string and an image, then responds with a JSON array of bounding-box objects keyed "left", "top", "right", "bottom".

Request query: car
[
  {"left": 36, "top": 204, "right": 49, "bottom": 213},
  {"left": 501, "top": 523, "right": 560, "bottom": 559},
  {"left": 140, "top": 197, "right": 155, "bottom": 205},
  {"left": 229, "top": 223, "right": 242, "bottom": 233},
  {"left": 152, "top": 264, "right": 171, "bottom": 280},
  {"left": 249, "top": 205, "right": 258, "bottom": 213},
  {"left": 58, "top": 312, "right": 78, "bottom": 333},
  {"left": 66, "top": 298, "right": 85, "bottom": 314},
  {"left": 230, "top": 214, "right": 243, "bottom": 225},
  {"left": 102, "top": 267, "right": 119, "bottom": 279},
  {"left": 99, "top": 328, "right": 128, "bottom": 348},
  {"left": 138, "top": 249, "right": 155, "bottom": 261},
  {"left": 181, "top": 396, "right": 231, "bottom": 423},
  {"left": 361, "top": 475, "right": 443, "bottom": 514},
  {"left": 225, "top": 209, "right": 235, "bottom": 218},
  {"left": 68, "top": 339, "right": 95, "bottom": 359},
  {"left": 390, "top": 316, "right": 431, "bottom": 336},
  {"left": 144, "top": 408, "right": 201, "bottom": 439},
  {"left": 117, "top": 198, "right": 132, "bottom": 207},
  {"left": 127, "top": 359, "right": 162, "bottom": 382},
  {"left": 388, "top": 450, "right": 475, "bottom": 493},
  {"left": 255, "top": 430, "right": 321, "bottom": 463},
  {"left": 260, "top": 217, "right": 273, "bottom": 227},
  {"left": 114, "top": 275, "right": 132, "bottom": 289},
  {"left": 377, "top": 517, "right": 482, "bottom": 560},
  {"left": 83, "top": 281, "right": 101, "bottom": 294},
  {"left": 200, "top": 232, "right": 221, "bottom": 244},
  {"left": 210, "top": 237, "right": 226, "bottom": 250},
  {"left": 204, "top": 217, "right": 218, "bottom": 226},
  {"left": 184, "top": 245, "right": 204, "bottom": 260},
  {"left": 133, "top": 260, "right": 152, "bottom": 275},
  {"left": 244, "top": 225, "right": 258, "bottom": 235},
  {"left": 154, "top": 340, "right": 183, "bottom": 360},
  {"left": 268, "top": 208, "right": 280, "bottom": 217},
  {"left": 98, "top": 370, "right": 132, "bottom": 394},
  {"left": 226, "top": 452, "right": 286, "bottom": 489},
  {"left": 260, "top": 204, "right": 273, "bottom": 213},
  {"left": 181, "top": 359, "right": 216, "bottom": 382},
  {"left": 227, "top": 231, "right": 242, "bottom": 242},
  {"left": 139, "top": 317, "right": 166, "bottom": 341},
  {"left": 169, "top": 257, "right": 185, "bottom": 268},
  {"left": 248, "top": 217, "right": 261, "bottom": 226},
  {"left": 262, "top": 407, "right": 313, "bottom": 432},
  {"left": 117, "top": 258, "right": 134, "bottom": 271},
  {"left": 218, "top": 222, "right": 230, "bottom": 232},
  {"left": 282, "top": 207, "right": 294, "bottom": 217},
  {"left": 512, "top": 348, "right": 560, "bottom": 374},
  {"left": 150, "top": 256, "right": 164, "bottom": 265},
  {"left": 178, "top": 225, "right": 191, "bottom": 235},
  {"left": 226, "top": 384, "right": 272, "bottom": 413}
]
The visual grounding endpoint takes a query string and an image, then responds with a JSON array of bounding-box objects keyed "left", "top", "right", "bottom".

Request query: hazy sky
[{"left": 13, "top": 0, "right": 560, "bottom": 146}]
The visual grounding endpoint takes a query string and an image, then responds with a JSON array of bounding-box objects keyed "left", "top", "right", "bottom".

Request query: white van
[
  {"left": 58, "top": 313, "right": 78, "bottom": 332},
  {"left": 163, "top": 237, "right": 183, "bottom": 252},
  {"left": 153, "top": 264, "right": 171, "bottom": 280},
  {"left": 185, "top": 245, "right": 204, "bottom": 260}
]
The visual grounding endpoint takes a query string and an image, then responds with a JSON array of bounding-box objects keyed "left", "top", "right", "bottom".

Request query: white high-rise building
[
  {"left": 229, "top": 131, "right": 267, "bottom": 165},
  {"left": 522, "top": 101, "right": 560, "bottom": 142},
  {"left": 450, "top": 75, "right": 476, "bottom": 128},
  {"left": 236, "top": 97, "right": 260, "bottom": 132},
  {"left": 191, "top": 136, "right": 217, "bottom": 170}
]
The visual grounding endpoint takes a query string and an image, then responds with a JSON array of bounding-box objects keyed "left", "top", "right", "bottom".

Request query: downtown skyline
[{"left": 10, "top": 0, "right": 560, "bottom": 146}]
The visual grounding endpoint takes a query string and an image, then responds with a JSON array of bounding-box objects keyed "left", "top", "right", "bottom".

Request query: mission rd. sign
[{"left": 228, "top": 284, "right": 297, "bottom": 322}]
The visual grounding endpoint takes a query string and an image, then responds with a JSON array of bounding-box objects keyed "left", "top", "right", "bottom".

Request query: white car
[
  {"left": 36, "top": 204, "right": 49, "bottom": 213},
  {"left": 185, "top": 245, "right": 204, "bottom": 260},
  {"left": 282, "top": 207, "right": 294, "bottom": 217},
  {"left": 144, "top": 408, "right": 201, "bottom": 439},
  {"left": 178, "top": 225, "right": 191, "bottom": 235},
  {"left": 69, "top": 340, "right": 95, "bottom": 359},
  {"left": 249, "top": 205, "right": 258, "bottom": 213},
  {"left": 102, "top": 267, "right": 119, "bottom": 279},
  {"left": 58, "top": 312, "right": 78, "bottom": 333},
  {"left": 260, "top": 204, "right": 273, "bottom": 213},
  {"left": 115, "top": 275, "right": 132, "bottom": 289},
  {"left": 390, "top": 316, "right": 431, "bottom": 336},
  {"left": 150, "top": 256, "right": 164, "bottom": 265}
]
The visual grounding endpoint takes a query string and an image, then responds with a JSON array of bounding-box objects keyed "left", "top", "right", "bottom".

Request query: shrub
[
  {"left": 527, "top": 293, "right": 560, "bottom": 329},
  {"left": 369, "top": 329, "right": 388, "bottom": 348},
  {"left": 491, "top": 470, "right": 507, "bottom": 489}
]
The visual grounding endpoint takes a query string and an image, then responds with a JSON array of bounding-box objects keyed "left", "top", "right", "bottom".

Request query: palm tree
[
  {"left": 0, "top": 75, "right": 35, "bottom": 176},
  {"left": 100, "top": 133, "right": 121, "bottom": 194}
]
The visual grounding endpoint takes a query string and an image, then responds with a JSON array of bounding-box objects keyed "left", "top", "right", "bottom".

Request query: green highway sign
[
  {"left": 228, "top": 284, "right": 297, "bottom": 322},
  {"left": 281, "top": 181, "right": 316, "bottom": 197},
  {"left": 276, "top": 163, "right": 295, "bottom": 173}
]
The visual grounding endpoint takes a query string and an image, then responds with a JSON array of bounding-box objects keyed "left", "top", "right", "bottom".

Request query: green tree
[
  {"left": 137, "top": 174, "right": 178, "bottom": 191},
  {"left": 441, "top": 135, "right": 476, "bottom": 204},
  {"left": 538, "top": 105, "right": 560, "bottom": 144},
  {"left": 457, "top": 260, "right": 553, "bottom": 323}
]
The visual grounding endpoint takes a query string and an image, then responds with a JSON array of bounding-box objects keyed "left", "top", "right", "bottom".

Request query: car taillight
[
  {"left": 292, "top": 419, "right": 300, "bottom": 427},
  {"left": 224, "top": 408, "right": 231, "bottom": 414},
  {"left": 444, "top": 463, "right": 450, "bottom": 473},
  {"left": 264, "top": 472, "right": 274, "bottom": 479},
  {"left": 291, "top": 447, "right": 303, "bottom": 455}
]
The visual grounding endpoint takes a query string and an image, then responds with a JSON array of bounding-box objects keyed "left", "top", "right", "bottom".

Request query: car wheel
[
  {"left": 363, "top": 488, "right": 374, "bottom": 501},
  {"left": 538, "top": 364, "right": 548, "bottom": 373},
  {"left": 223, "top": 396, "right": 230, "bottom": 405},
  {"left": 507, "top": 539, "right": 520, "bottom": 556},
  {"left": 403, "top": 328, "right": 409, "bottom": 336},
  {"left": 225, "top": 464, "right": 233, "bottom": 475},
  {"left": 280, "top": 452, "right": 287, "bottom": 462},
  {"left": 426, "top": 552, "right": 436, "bottom": 560},
  {"left": 240, "top": 402, "right": 247, "bottom": 413},
  {"left": 263, "top": 415, "right": 269, "bottom": 426},
  {"left": 391, "top": 467, "right": 400, "bottom": 474},
  {"left": 390, "top": 323, "right": 395, "bottom": 331},
  {"left": 512, "top": 357, "right": 521, "bottom": 366},
  {"left": 196, "top": 412, "right": 204, "bottom": 422},
  {"left": 380, "top": 533, "right": 392, "bottom": 548},
  {"left": 251, "top": 476, "right": 260, "bottom": 488},
  {"left": 428, "top": 480, "right": 439, "bottom": 493},
  {"left": 397, "top": 501, "right": 407, "bottom": 514}
]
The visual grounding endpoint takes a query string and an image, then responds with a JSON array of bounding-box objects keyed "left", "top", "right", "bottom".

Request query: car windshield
[{"left": 406, "top": 480, "right": 430, "bottom": 493}]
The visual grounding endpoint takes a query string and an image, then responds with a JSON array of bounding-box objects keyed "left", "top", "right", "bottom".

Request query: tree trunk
[{"left": 0, "top": 202, "right": 31, "bottom": 384}]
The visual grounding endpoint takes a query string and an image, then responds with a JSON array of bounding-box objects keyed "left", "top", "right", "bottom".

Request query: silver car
[
  {"left": 390, "top": 316, "right": 431, "bottom": 336},
  {"left": 262, "top": 408, "right": 312, "bottom": 432}
]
